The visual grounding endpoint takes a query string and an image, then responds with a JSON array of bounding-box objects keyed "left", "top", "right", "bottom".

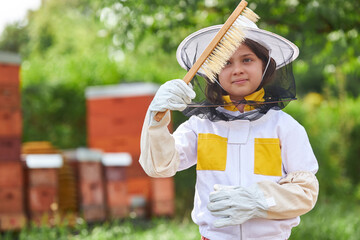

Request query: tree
[
  {"left": 99, "top": 0, "right": 360, "bottom": 95},
  {"left": 0, "top": 22, "right": 29, "bottom": 54}
]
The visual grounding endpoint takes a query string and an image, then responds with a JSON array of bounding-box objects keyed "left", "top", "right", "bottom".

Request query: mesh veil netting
[{"left": 177, "top": 27, "right": 297, "bottom": 122}]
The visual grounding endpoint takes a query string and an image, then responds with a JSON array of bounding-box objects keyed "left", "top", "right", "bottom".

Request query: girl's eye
[
  {"left": 225, "top": 60, "right": 232, "bottom": 66},
  {"left": 243, "top": 58, "right": 252, "bottom": 63}
]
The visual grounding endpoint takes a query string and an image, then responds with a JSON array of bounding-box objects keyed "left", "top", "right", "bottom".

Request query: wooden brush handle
[
  {"left": 183, "top": 0, "right": 248, "bottom": 84},
  {"left": 154, "top": 0, "right": 248, "bottom": 122},
  {"left": 154, "top": 110, "right": 167, "bottom": 122}
]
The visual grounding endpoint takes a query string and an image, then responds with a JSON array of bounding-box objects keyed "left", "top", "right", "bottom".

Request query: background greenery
[
  {"left": 1, "top": 0, "right": 360, "bottom": 238},
  {"left": 1, "top": 198, "right": 360, "bottom": 240}
]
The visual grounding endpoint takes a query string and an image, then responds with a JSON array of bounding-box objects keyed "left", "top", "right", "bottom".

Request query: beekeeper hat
[{"left": 176, "top": 15, "right": 299, "bottom": 75}]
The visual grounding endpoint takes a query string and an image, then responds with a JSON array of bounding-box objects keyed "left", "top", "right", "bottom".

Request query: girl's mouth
[{"left": 232, "top": 79, "right": 248, "bottom": 84}]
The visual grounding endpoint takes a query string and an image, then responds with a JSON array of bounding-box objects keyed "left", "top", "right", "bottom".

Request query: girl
[{"left": 140, "top": 16, "right": 319, "bottom": 240}]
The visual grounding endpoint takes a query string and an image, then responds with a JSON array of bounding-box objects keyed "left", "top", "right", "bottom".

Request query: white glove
[
  {"left": 149, "top": 79, "right": 196, "bottom": 113},
  {"left": 207, "top": 184, "right": 269, "bottom": 228}
]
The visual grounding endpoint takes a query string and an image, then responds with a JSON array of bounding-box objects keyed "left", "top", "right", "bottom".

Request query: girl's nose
[{"left": 233, "top": 62, "right": 244, "bottom": 75}]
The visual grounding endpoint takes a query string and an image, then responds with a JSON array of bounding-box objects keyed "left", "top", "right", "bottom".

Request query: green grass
[
  {"left": 1, "top": 198, "right": 359, "bottom": 240},
  {"left": 291, "top": 197, "right": 360, "bottom": 240},
  {"left": 0, "top": 218, "right": 200, "bottom": 240}
]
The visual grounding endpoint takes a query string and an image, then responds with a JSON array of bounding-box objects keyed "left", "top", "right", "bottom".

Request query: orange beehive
[
  {"left": 22, "top": 142, "right": 63, "bottom": 225},
  {"left": 0, "top": 84, "right": 20, "bottom": 110},
  {"left": 0, "top": 137, "right": 21, "bottom": 161},
  {"left": 0, "top": 56, "right": 20, "bottom": 84},
  {"left": 86, "top": 82, "right": 159, "bottom": 155},
  {"left": 67, "top": 148, "right": 106, "bottom": 222},
  {"left": 0, "top": 109, "right": 22, "bottom": 136},
  {"left": 102, "top": 153, "right": 131, "bottom": 219},
  {"left": 0, "top": 52, "right": 22, "bottom": 162},
  {"left": 0, "top": 51, "right": 26, "bottom": 231},
  {"left": 150, "top": 178, "right": 175, "bottom": 216},
  {"left": 85, "top": 82, "right": 175, "bottom": 217},
  {"left": 0, "top": 161, "right": 24, "bottom": 187},
  {"left": 0, "top": 52, "right": 21, "bottom": 115},
  {"left": 0, "top": 162, "right": 25, "bottom": 214}
]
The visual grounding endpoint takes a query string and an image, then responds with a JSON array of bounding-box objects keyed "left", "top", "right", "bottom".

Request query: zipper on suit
[{"left": 238, "top": 144, "right": 242, "bottom": 240}]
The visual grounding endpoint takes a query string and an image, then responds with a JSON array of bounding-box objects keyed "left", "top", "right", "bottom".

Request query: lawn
[{"left": 1, "top": 198, "right": 359, "bottom": 240}]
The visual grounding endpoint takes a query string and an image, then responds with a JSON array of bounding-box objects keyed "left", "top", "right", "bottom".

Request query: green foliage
[
  {"left": 174, "top": 165, "right": 196, "bottom": 219},
  {"left": 21, "top": 0, "right": 120, "bottom": 87},
  {"left": 249, "top": 0, "right": 360, "bottom": 95},
  {"left": 98, "top": 0, "right": 360, "bottom": 95},
  {"left": 0, "top": 218, "right": 201, "bottom": 240},
  {"left": 1, "top": 198, "right": 360, "bottom": 240},
  {"left": 22, "top": 83, "right": 87, "bottom": 148},
  {"left": 285, "top": 94, "right": 360, "bottom": 197},
  {"left": 0, "top": 22, "right": 29, "bottom": 54},
  {"left": 291, "top": 198, "right": 360, "bottom": 240},
  {"left": 1, "top": 0, "right": 359, "bottom": 92}
]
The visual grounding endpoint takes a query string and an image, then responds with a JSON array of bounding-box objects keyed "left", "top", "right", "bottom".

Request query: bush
[
  {"left": 22, "top": 83, "right": 87, "bottom": 148},
  {"left": 285, "top": 94, "right": 360, "bottom": 198}
]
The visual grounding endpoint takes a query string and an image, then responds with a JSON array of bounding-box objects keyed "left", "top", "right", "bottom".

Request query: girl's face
[{"left": 218, "top": 44, "right": 264, "bottom": 101}]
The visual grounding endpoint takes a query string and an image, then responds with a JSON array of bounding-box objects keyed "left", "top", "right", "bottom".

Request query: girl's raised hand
[{"left": 149, "top": 79, "right": 196, "bottom": 113}]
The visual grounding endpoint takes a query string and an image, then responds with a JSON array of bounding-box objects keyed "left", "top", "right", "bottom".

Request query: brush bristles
[
  {"left": 242, "top": 7, "right": 260, "bottom": 23},
  {"left": 200, "top": 25, "right": 245, "bottom": 83},
  {"left": 199, "top": 7, "right": 259, "bottom": 83}
]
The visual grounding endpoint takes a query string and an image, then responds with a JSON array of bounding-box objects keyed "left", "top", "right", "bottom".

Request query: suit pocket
[
  {"left": 254, "top": 138, "right": 282, "bottom": 176},
  {"left": 197, "top": 133, "right": 227, "bottom": 171}
]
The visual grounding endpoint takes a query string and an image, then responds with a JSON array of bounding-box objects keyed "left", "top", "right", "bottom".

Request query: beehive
[
  {"left": 22, "top": 141, "right": 77, "bottom": 225},
  {"left": 150, "top": 177, "right": 175, "bottom": 216},
  {"left": 86, "top": 82, "right": 159, "bottom": 155},
  {"left": 0, "top": 162, "right": 26, "bottom": 230},
  {"left": 85, "top": 82, "right": 175, "bottom": 217},
  {"left": 0, "top": 51, "right": 26, "bottom": 230},
  {"left": 65, "top": 148, "right": 106, "bottom": 222},
  {"left": 102, "top": 152, "right": 131, "bottom": 219},
  {"left": 0, "top": 51, "right": 22, "bottom": 162}
]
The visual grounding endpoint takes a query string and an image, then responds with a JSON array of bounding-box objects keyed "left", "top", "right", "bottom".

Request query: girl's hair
[{"left": 205, "top": 38, "right": 277, "bottom": 104}]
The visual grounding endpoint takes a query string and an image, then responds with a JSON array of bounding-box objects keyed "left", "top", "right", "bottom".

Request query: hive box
[
  {"left": 0, "top": 52, "right": 25, "bottom": 230},
  {"left": 150, "top": 177, "right": 175, "bottom": 216},
  {"left": 102, "top": 152, "right": 131, "bottom": 218},
  {"left": 0, "top": 151, "right": 24, "bottom": 215},
  {"left": 24, "top": 154, "right": 63, "bottom": 221},
  {"left": 71, "top": 148, "right": 106, "bottom": 222},
  {"left": 0, "top": 109, "right": 22, "bottom": 136},
  {"left": 85, "top": 82, "right": 175, "bottom": 218},
  {"left": 0, "top": 51, "right": 21, "bottom": 85},
  {"left": 85, "top": 82, "right": 159, "bottom": 156},
  {"left": 0, "top": 52, "right": 22, "bottom": 163}
]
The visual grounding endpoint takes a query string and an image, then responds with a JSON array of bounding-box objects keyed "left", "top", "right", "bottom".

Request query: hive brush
[{"left": 154, "top": 0, "right": 259, "bottom": 122}]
